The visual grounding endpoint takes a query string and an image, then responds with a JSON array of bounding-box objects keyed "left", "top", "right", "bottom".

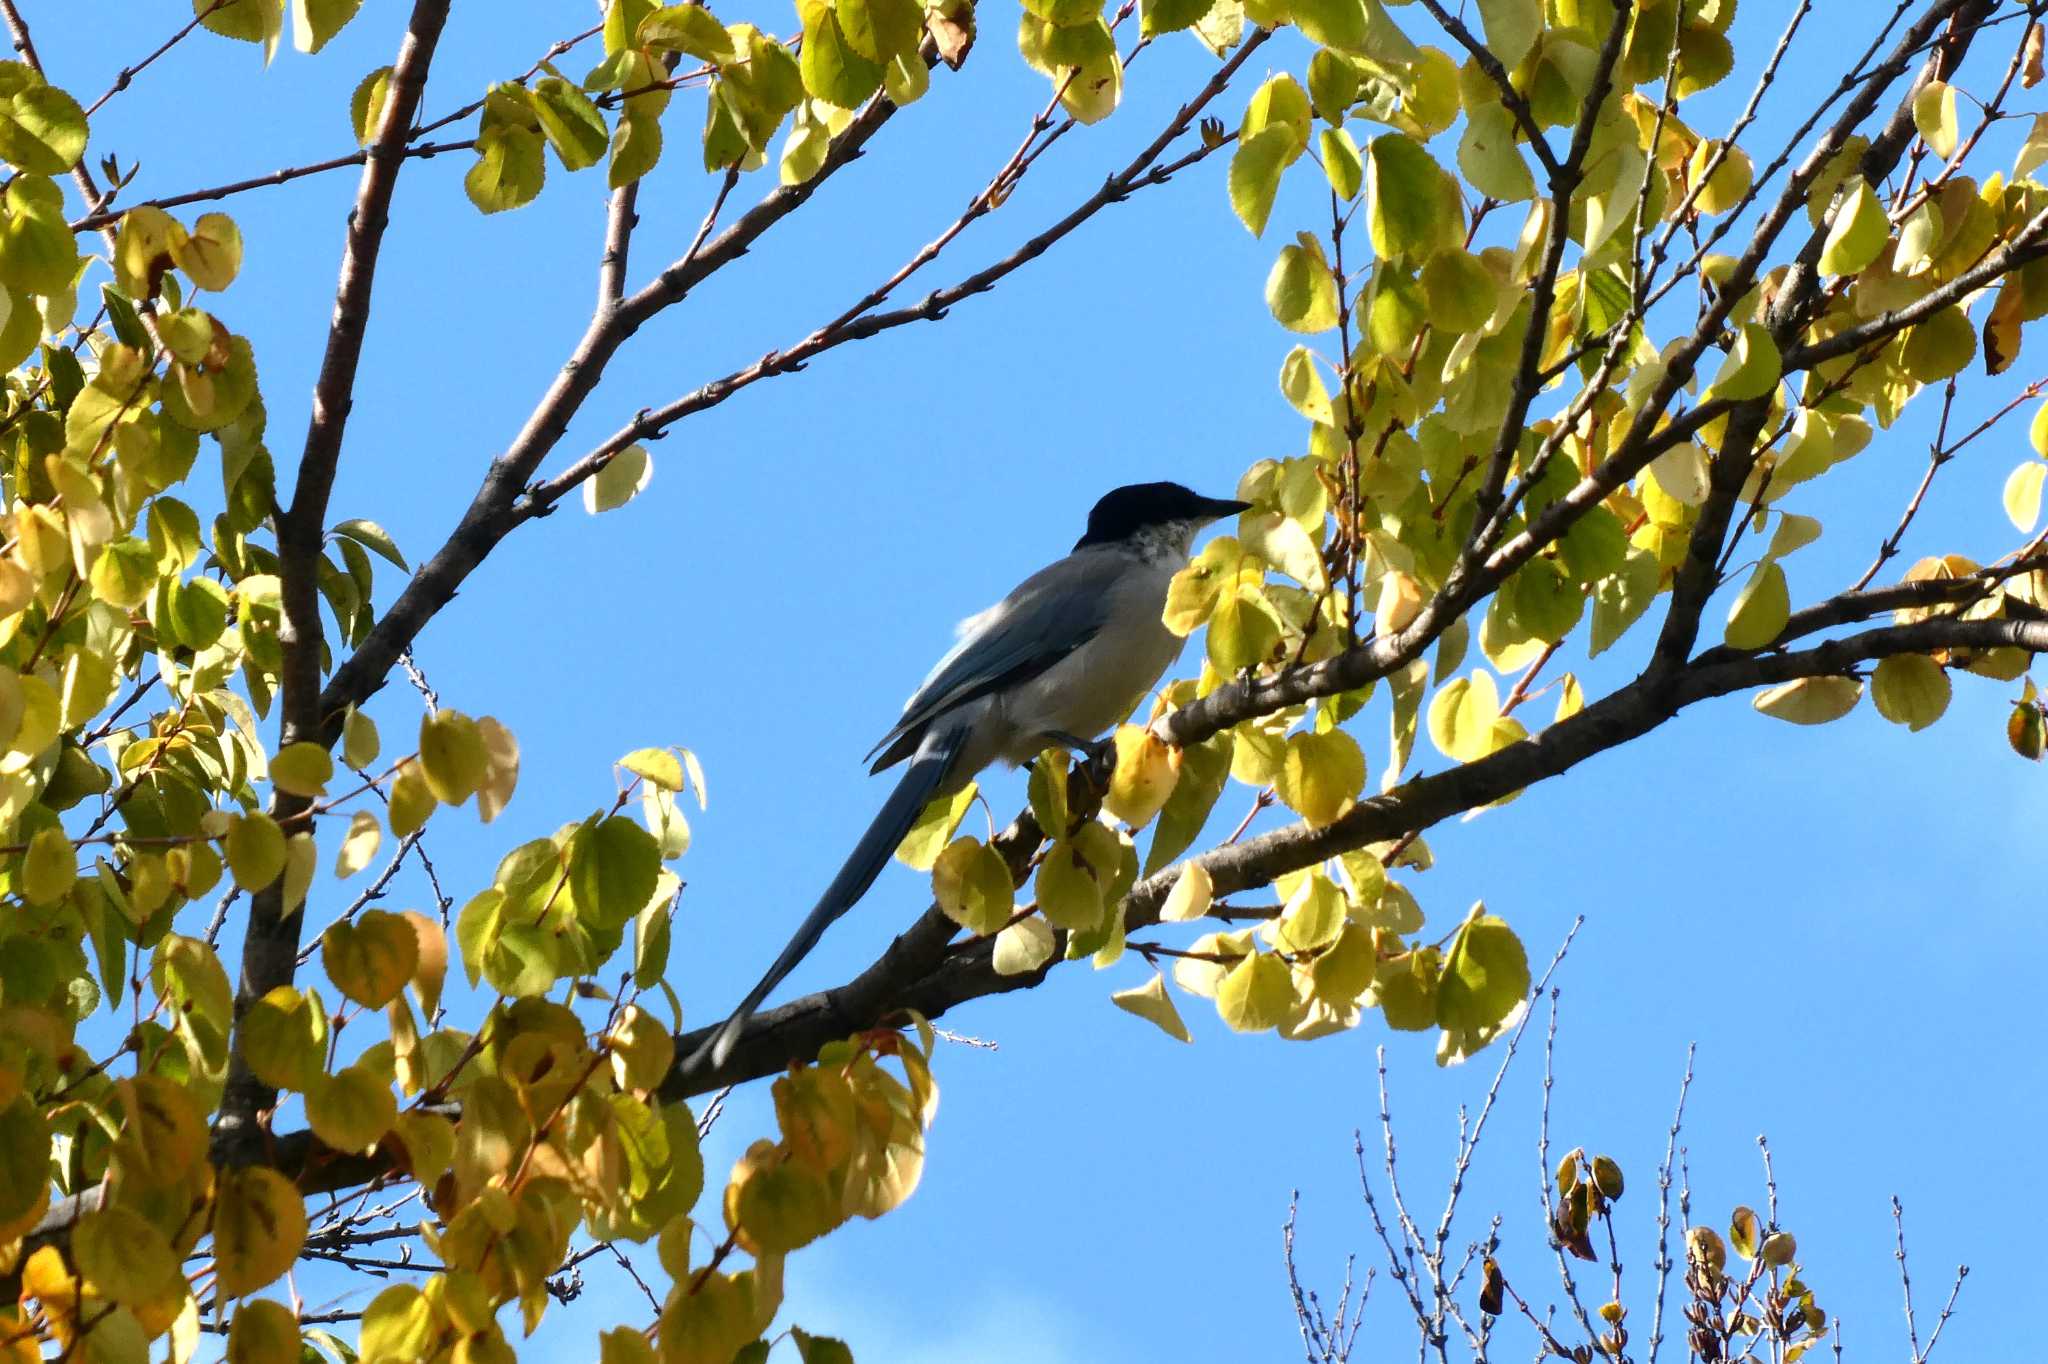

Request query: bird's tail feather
[{"left": 699, "top": 724, "right": 968, "bottom": 1070}]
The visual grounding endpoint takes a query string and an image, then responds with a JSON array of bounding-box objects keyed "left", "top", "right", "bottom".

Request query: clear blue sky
[{"left": 33, "top": 2, "right": 2044, "bottom": 1358}]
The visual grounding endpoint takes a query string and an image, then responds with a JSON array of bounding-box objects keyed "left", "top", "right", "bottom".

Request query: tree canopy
[{"left": 0, "top": 0, "right": 2040, "bottom": 1360}]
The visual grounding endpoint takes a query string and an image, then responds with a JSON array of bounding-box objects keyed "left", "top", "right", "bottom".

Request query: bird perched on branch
[{"left": 701, "top": 480, "right": 1250, "bottom": 1069}]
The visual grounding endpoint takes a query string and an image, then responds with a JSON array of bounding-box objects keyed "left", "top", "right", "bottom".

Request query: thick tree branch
[
  {"left": 675, "top": 611, "right": 2048, "bottom": 1094},
  {"left": 215, "top": 0, "right": 452, "bottom": 1167}
]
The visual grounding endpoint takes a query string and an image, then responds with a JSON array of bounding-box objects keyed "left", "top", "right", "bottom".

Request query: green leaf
[
  {"left": 586, "top": 444, "right": 654, "bottom": 512},
  {"left": 333, "top": 518, "right": 408, "bottom": 570},
  {"left": 1458, "top": 103, "right": 1534, "bottom": 202},
  {"left": 21, "top": 825, "right": 75, "bottom": 905},
  {"left": 1036, "top": 840, "right": 1104, "bottom": 931},
  {"left": 533, "top": 77, "right": 610, "bottom": 172},
  {"left": 610, "top": 108, "right": 664, "bottom": 188},
  {"left": 639, "top": 4, "right": 739, "bottom": 62},
  {"left": 0, "top": 81, "right": 87, "bottom": 175},
  {"left": 1273, "top": 729, "right": 1364, "bottom": 826},
  {"left": 803, "top": 2, "right": 884, "bottom": 110},
  {"left": 1435, "top": 907, "right": 1528, "bottom": 1031},
  {"left": 1368, "top": 133, "right": 1453, "bottom": 263},
  {"left": 1266, "top": 237, "right": 1341, "bottom": 333},
  {"left": 570, "top": 814, "right": 661, "bottom": 929},
  {"left": 1320, "top": 125, "right": 1363, "bottom": 199},
  {"left": 1141, "top": 0, "right": 1214, "bottom": 35},
  {"left": 1229, "top": 124, "right": 1298, "bottom": 236},
  {"left": 466, "top": 124, "right": 546, "bottom": 214}
]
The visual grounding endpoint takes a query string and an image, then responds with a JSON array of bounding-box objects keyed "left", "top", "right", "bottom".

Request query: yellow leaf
[
  {"left": 418, "top": 709, "right": 488, "bottom": 805},
  {"left": 1035, "top": 840, "right": 1105, "bottom": 931},
  {"left": 227, "top": 1300, "right": 301, "bottom": 1364},
  {"left": 1102, "top": 723, "right": 1179, "bottom": 827},
  {"left": 1752, "top": 675, "right": 1863, "bottom": 724},
  {"left": 893, "top": 784, "right": 975, "bottom": 871},
  {"left": 2005, "top": 459, "right": 2046, "bottom": 532},
  {"left": 1818, "top": 178, "right": 1888, "bottom": 276},
  {"left": 342, "top": 707, "right": 380, "bottom": 769},
  {"left": 930, "top": 836, "right": 1014, "bottom": 936},
  {"left": 585, "top": 445, "right": 653, "bottom": 513},
  {"left": 1870, "top": 654, "right": 1951, "bottom": 731},
  {"left": 335, "top": 809, "right": 381, "bottom": 878},
  {"left": 1913, "top": 80, "right": 1959, "bottom": 160},
  {"left": 992, "top": 916, "right": 1055, "bottom": 976},
  {"left": 475, "top": 715, "right": 520, "bottom": 823},
  {"left": 322, "top": 910, "right": 419, "bottom": 1008},
  {"left": 224, "top": 812, "right": 286, "bottom": 891},
  {"left": 306, "top": 1064, "right": 396, "bottom": 1153},
  {"left": 1158, "top": 860, "right": 1213, "bottom": 923},
  {"left": 238, "top": 985, "right": 327, "bottom": 1092},
  {"left": 1111, "top": 972, "right": 1192, "bottom": 1042},
  {"left": 388, "top": 759, "right": 436, "bottom": 836},
  {"left": 212, "top": 1166, "right": 308, "bottom": 1298},
  {"left": 1427, "top": 670, "right": 1501, "bottom": 763},
  {"left": 73, "top": 1204, "right": 176, "bottom": 1310},
  {"left": 21, "top": 825, "right": 75, "bottom": 905},
  {"left": 1274, "top": 728, "right": 1365, "bottom": 826},
  {"left": 268, "top": 741, "right": 332, "bottom": 796},
  {"left": 1723, "top": 561, "right": 1789, "bottom": 650},
  {"left": 1435, "top": 906, "right": 1529, "bottom": 1030},
  {"left": 403, "top": 910, "right": 448, "bottom": 1018},
  {"left": 1703, "top": 322, "right": 1781, "bottom": 401},
  {"left": 1214, "top": 950, "right": 1292, "bottom": 1032},
  {"left": 620, "top": 746, "right": 684, "bottom": 790}
]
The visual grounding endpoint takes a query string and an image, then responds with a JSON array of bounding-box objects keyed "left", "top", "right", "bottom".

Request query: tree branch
[
  {"left": 673, "top": 611, "right": 2048, "bottom": 1094},
  {"left": 318, "top": 78, "right": 919, "bottom": 730},
  {"left": 523, "top": 33, "right": 1269, "bottom": 517},
  {"left": 215, "top": 0, "right": 452, "bottom": 1168}
]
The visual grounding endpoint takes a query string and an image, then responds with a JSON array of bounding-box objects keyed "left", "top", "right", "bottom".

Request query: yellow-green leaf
[
  {"left": 305, "top": 1064, "right": 396, "bottom": 1153},
  {"left": 1870, "top": 654, "right": 1950, "bottom": 731},
  {"left": 1752, "top": 675, "right": 1863, "bottom": 725},
  {"left": 1913, "top": 79, "right": 1959, "bottom": 160},
  {"left": 2005, "top": 459, "right": 2046, "bottom": 531},
  {"left": 931, "top": 836, "right": 1015, "bottom": 936},
  {"left": 1817, "top": 178, "right": 1888, "bottom": 276},
  {"left": 1111, "top": 972, "right": 1192, "bottom": 1042},
  {"left": 212, "top": 1166, "right": 307, "bottom": 1298},
  {"left": 323, "top": 910, "right": 419, "bottom": 1009},
  {"left": 269, "top": 741, "right": 333, "bottom": 797},
  {"left": 1723, "top": 561, "right": 1789, "bottom": 650},
  {"left": 1274, "top": 729, "right": 1365, "bottom": 826},
  {"left": 225, "top": 812, "right": 287, "bottom": 892},
  {"left": 1435, "top": 906, "right": 1528, "bottom": 1030},
  {"left": 1214, "top": 951, "right": 1291, "bottom": 1032},
  {"left": 585, "top": 444, "right": 653, "bottom": 513}
]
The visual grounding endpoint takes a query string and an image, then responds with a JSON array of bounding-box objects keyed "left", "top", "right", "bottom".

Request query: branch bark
[{"left": 215, "top": 0, "right": 452, "bottom": 1167}]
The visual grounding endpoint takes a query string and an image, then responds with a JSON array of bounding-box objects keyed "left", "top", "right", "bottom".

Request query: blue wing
[{"left": 863, "top": 550, "right": 1121, "bottom": 772}]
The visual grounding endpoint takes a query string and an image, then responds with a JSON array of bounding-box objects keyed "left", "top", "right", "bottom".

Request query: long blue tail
[{"left": 701, "top": 724, "right": 968, "bottom": 1069}]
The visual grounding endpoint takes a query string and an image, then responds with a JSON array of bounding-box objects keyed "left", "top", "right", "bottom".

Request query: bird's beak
[{"left": 1200, "top": 495, "right": 1253, "bottom": 522}]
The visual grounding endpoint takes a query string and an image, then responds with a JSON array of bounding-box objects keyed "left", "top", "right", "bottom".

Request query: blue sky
[{"left": 31, "top": 1, "right": 2046, "bottom": 1358}]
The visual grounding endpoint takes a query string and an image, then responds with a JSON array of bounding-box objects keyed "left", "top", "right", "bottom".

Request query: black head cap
[{"left": 1073, "top": 481, "right": 1251, "bottom": 550}]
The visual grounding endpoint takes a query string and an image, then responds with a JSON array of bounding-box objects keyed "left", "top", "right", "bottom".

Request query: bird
[{"left": 700, "top": 480, "right": 1251, "bottom": 1069}]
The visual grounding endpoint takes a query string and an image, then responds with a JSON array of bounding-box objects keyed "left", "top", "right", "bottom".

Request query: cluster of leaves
[{"left": 864, "top": 0, "right": 2048, "bottom": 1075}]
